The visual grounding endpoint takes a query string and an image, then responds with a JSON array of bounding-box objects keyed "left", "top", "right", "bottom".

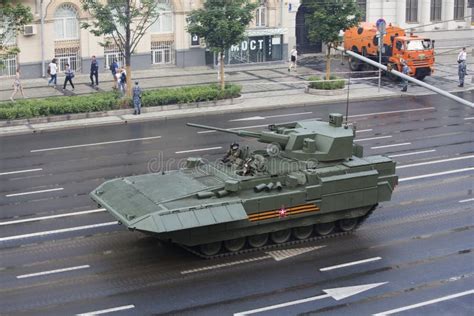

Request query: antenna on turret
[{"left": 344, "top": 72, "right": 351, "bottom": 129}]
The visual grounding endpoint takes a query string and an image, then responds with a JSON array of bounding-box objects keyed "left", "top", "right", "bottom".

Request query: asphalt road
[{"left": 0, "top": 92, "right": 473, "bottom": 315}]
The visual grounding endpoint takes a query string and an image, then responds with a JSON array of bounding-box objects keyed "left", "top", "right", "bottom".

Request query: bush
[
  {"left": 308, "top": 75, "right": 345, "bottom": 90},
  {"left": 0, "top": 84, "right": 241, "bottom": 120}
]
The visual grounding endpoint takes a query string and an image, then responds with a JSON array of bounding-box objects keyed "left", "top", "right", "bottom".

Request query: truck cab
[{"left": 391, "top": 36, "right": 434, "bottom": 80}]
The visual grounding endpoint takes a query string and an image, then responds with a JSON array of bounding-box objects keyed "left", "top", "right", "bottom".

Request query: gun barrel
[{"left": 186, "top": 123, "right": 261, "bottom": 138}]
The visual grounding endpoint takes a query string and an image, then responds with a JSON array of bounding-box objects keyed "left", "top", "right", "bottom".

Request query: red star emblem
[{"left": 279, "top": 206, "right": 287, "bottom": 218}]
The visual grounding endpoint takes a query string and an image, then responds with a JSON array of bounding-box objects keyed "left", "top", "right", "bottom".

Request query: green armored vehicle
[{"left": 91, "top": 113, "right": 397, "bottom": 257}]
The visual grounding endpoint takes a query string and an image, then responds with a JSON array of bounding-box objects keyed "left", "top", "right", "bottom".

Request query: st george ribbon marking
[{"left": 234, "top": 282, "right": 387, "bottom": 316}]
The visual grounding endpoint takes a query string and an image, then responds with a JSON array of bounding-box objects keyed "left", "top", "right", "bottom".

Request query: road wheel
[
  {"left": 315, "top": 222, "right": 335, "bottom": 236},
  {"left": 224, "top": 238, "right": 246, "bottom": 252},
  {"left": 338, "top": 218, "right": 358, "bottom": 232},
  {"left": 292, "top": 226, "right": 314, "bottom": 240},
  {"left": 270, "top": 229, "right": 291, "bottom": 244},
  {"left": 199, "top": 241, "right": 222, "bottom": 256},
  {"left": 248, "top": 233, "right": 269, "bottom": 248}
]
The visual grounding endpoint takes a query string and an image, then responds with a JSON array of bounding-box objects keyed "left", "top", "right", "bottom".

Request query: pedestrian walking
[
  {"left": 109, "top": 59, "right": 119, "bottom": 89},
  {"left": 132, "top": 81, "right": 142, "bottom": 115},
  {"left": 400, "top": 59, "right": 409, "bottom": 92},
  {"left": 10, "top": 67, "right": 26, "bottom": 101},
  {"left": 62, "top": 63, "right": 75, "bottom": 91},
  {"left": 119, "top": 68, "right": 127, "bottom": 96},
  {"left": 457, "top": 47, "right": 467, "bottom": 87},
  {"left": 90, "top": 55, "right": 99, "bottom": 87},
  {"left": 288, "top": 47, "right": 298, "bottom": 72},
  {"left": 47, "top": 58, "right": 58, "bottom": 87}
]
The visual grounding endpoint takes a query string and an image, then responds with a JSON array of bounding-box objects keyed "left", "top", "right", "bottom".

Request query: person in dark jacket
[
  {"left": 400, "top": 59, "right": 409, "bottom": 92},
  {"left": 63, "top": 63, "right": 75, "bottom": 91},
  {"left": 109, "top": 59, "right": 118, "bottom": 89},
  {"left": 90, "top": 55, "right": 99, "bottom": 86},
  {"left": 132, "top": 81, "right": 142, "bottom": 115}
]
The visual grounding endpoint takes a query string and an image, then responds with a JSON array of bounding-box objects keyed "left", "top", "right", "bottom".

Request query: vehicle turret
[{"left": 187, "top": 113, "right": 358, "bottom": 162}]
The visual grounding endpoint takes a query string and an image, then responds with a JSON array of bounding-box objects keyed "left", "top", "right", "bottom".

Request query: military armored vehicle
[{"left": 91, "top": 113, "right": 397, "bottom": 258}]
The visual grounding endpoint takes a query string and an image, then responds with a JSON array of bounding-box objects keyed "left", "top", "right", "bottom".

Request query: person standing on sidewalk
[
  {"left": 63, "top": 63, "right": 75, "bottom": 91},
  {"left": 90, "top": 55, "right": 99, "bottom": 87},
  {"left": 10, "top": 67, "right": 26, "bottom": 101},
  {"left": 132, "top": 81, "right": 142, "bottom": 115},
  {"left": 288, "top": 47, "right": 298, "bottom": 72},
  {"left": 400, "top": 59, "right": 409, "bottom": 92},
  {"left": 457, "top": 47, "right": 467, "bottom": 87},
  {"left": 47, "top": 58, "right": 58, "bottom": 87},
  {"left": 119, "top": 68, "right": 127, "bottom": 96},
  {"left": 109, "top": 59, "right": 119, "bottom": 89}
]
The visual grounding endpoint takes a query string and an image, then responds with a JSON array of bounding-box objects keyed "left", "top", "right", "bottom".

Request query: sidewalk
[{"left": 0, "top": 55, "right": 472, "bottom": 137}]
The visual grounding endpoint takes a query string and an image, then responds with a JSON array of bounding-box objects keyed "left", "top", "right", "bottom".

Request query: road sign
[{"left": 376, "top": 18, "right": 386, "bottom": 34}]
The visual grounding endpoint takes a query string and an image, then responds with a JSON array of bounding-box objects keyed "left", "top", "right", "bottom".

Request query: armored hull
[{"left": 91, "top": 114, "right": 398, "bottom": 257}]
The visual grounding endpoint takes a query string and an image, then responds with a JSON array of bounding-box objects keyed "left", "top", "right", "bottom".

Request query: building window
[
  {"left": 430, "top": 0, "right": 442, "bottom": 21},
  {"left": 150, "top": 0, "right": 173, "bottom": 33},
  {"left": 454, "top": 0, "right": 465, "bottom": 20},
  {"left": 357, "top": 0, "right": 367, "bottom": 22},
  {"left": 151, "top": 41, "right": 174, "bottom": 64},
  {"left": 54, "top": 4, "right": 79, "bottom": 40},
  {"left": 406, "top": 0, "right": 418, "bottom": 22},
  {"left": 54, "top": 46, "right": 80, "bottom": 72},
  {"left": 0, "top": 54, "right": 17, "bottom": 77},
  {"left": 104, "top": 42, "right": 125, "bottom": 69},
  {"left": 255, "top": 6, "right": 266, "bottom": 27}
]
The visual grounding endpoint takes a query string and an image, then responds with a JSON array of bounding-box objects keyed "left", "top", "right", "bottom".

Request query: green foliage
[
  {"left": 302, "top": 0, "right": 361, "bottom": 47},
  {"left": 0, "top": 85, "right": 241, "bottom": 120},
  {"left": 186, "top": 0, "right": 258, "bottom": 54},
  {"left": 308, "top": 76, "right": 345, "bottom": 90},
  {"left": 0, "top": 0, "right": 33, "bottom": 61}
]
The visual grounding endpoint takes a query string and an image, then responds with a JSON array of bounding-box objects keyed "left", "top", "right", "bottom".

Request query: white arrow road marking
[
  {"left": 0, "top": 221, "right": 118, "bottom": 242},
  {"left": 399, "top": 167, "right": 474, "bottom": 182},
  {"left": 397, "top": 155, "right": 474, "bottom": 169},
  {"left": 388, "top": 149, "right": 436, "bottom": 158},
  {"left": 319, "top": 257, "right": 382, "bottom": 272},
  {"left": 6, "top": 187, "right": 64, "bottom": 197},
  {"left": 0, "top": 168, "right": 43, "bottom": 176},
  {"left": 30, "top": 136, "right": 161, "bottom": 152},
  {"left": 230, "top": 112, "right": 313, "bottom": 122},
  {"left": 0, "top": 208, "right": 106, "bottom": 226},
  {"left": 234, "top": 282, "right": 387, "bottom": 315},
  {"left": 181, "top": 246, "right": 325, "bottom": 275},
  {"left": 373, "top": 289, "right": 474, "bottom": 316},
  {"left": 175, "top": 146, "right": 222, "bottom": 154},
  {"left": 76, "top": 305, "right": 135, "bottom": 316},
  {"left": 16, "top": 265, "right": 90, "bottom": 279}
]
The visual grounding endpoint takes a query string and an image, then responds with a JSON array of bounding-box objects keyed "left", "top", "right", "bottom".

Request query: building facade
[{"left": 1, "top": 0, "right": 472, "bottom": 78}]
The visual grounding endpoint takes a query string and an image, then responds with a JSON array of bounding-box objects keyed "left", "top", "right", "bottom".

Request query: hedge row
[
  {"left": 0, "top": 84, "right": 241, "bottom": 120},
  {"left": 308, "top": 76, "right": 345, "bottom": 90}
]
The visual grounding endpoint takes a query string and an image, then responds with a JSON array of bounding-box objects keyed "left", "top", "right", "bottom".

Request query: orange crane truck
[{"left": 344, "top": 22, "right": 435, "bottom": 80}]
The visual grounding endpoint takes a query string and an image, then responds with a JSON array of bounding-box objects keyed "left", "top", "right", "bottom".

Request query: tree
[
  {"left": 187, "top": 0, "right": 258, "bottom": 90},
  {"left": 302, "top": 0, "right": 361, "bottom": 80},
  {"left": 0, "top": 0, "right": 33, "bottom": 66},
  {"left": 81, "top": 0, "right": 161, "bottom": 96}
]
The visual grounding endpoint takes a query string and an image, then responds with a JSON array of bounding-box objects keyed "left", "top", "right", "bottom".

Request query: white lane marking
[
  {"left": 373, "top": 289, "right": 474, "bottom": 316},
  {"left": 30, "top": 136, "right": 162, "bottom": 152},
  {"left": 355, "top": 136, "right": 392, "bottom": 142},
  {"left": 230, "top": 112, "right": 313, "bottom": 122},
  {"left": 5, "top": 187, "right": 64, "bottom": 197},
  {"left": 0, "top": 208, "right": 106, "bottom": 226},
  {"left": 397, "top": 155, "right": 474, "bottom": 169},
  {"left": 175, "top": 146, "right": 222, "bottom": 154},
  {"left": 349, "top": 107, "right": 435, "bottom": 118},
  {"left": 76, "top": 305, "right": 135, "bottom": 316},
  {"left": 399, "top": 167, "right": 474, "bottom": 182},
  {"left": 320, "top": 257, "right": 382, "bottom": 272},
  {"left": 181, "top": 256, "right": 271, "bottom": 274},
  {"left": 0, "top": 168, "right": 43, "bottom": 176},
  {"left": 16, "top": 265, "right": 90, "bottom": 279},
  {"left": 388, "top": 149, "right": 436, "bottom": 158},
  {"left": 357, "top": 129, "right": 372, "bottom": 133},
  {"left": 371, "top": 143, "right": 411, "bottom": 150},
  {"left": 0, "top": 221, "right": 118, "bottom": 242},
  {"left": 459, "top": 198, "right": 474, "bottom": 203},
  {"left": 464, "top": 117, "right": 474, "bottom": 120},
  {"left": 235, "top": 282, "right": 387, "bottom": 316}
]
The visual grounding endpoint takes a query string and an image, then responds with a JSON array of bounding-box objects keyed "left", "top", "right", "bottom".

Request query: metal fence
[
  {"left": 0, "top": 54, "right": 17, "bottom": 77},
  {"left": 151, "top": 41, "right": 175, "bottom": 65},
  {"left": 104, "top": 42, "right": 126, "bottom": 69},
  {"left": 54, "top": 43, "right": 81, "bottom": 72}
]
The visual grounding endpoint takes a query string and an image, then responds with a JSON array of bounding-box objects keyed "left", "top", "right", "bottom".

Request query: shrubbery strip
[
  {"left": 0, "top": 84, "right": 241, "bottom": 120},
  {"left": 308, "top": 76, "right": 345, "bottom": 90}
]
